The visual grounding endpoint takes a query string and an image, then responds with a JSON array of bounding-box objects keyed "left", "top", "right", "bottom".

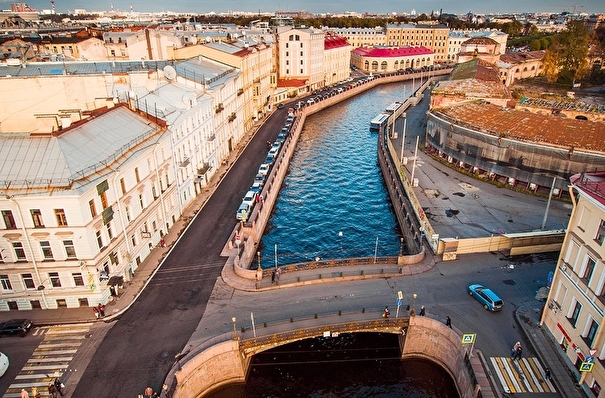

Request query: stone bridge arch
[{"left": 168, "top": 317, "right": 479, "bottom": 398}]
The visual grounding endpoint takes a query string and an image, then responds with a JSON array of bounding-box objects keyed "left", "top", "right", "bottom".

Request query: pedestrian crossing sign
[
  {"left": 462, "top": 333, "right": 475, "bottom": 344},
  {"left": 581, "top": 362, "right": 594, "bottom": 372}
]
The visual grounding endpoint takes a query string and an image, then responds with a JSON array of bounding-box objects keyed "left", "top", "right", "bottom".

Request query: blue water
[{"left": 259, "top": 83, "right": 410, "bottom": 267}]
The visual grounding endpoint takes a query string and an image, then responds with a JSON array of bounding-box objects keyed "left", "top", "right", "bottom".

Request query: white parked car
[
  {"left": 258, "top": 163, "right": 270, "bottom": 176},
  {"left": 0, "top": 352, "right": 9, "bottom": 377},
  {"left": 242, "top": 190, "right": 256, "bottom": 207}
]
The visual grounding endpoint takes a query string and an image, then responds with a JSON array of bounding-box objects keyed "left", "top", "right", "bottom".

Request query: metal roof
[
  {"left": 0, "top": 60, "right": 172, "bottom": 77},
  {"left": 0, "top": 106, "right": 163, "bottom": 194}
]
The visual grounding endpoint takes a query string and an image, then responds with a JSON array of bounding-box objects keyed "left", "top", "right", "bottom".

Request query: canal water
[
  {"left": 206, "top": 83, "right": 459, "bottom": 397},
  {"left": 206, "top": 332, "right": 458, "bottom": 397},
  {"left": 259, "top": 83, "right": 411, "bottom": 267}
]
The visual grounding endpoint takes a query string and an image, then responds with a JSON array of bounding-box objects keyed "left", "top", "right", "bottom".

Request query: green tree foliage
[{"left": 543, "top": 20, "right": 590, "bottom": 85}]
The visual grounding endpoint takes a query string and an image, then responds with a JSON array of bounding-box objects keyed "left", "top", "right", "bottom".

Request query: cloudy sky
[{"left": 7, "top": 0, "right": 605, "bottom": 15}]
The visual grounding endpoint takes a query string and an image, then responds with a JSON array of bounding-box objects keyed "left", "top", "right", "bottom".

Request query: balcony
[
  {"left": 179, "top": 157, "right": 190, "bottom": 168},
  {"left": 215, "top": 103, "right": 224, "bottom": 114},
  {"left": 206, "top": 133, "right": 216, "bottom": 142},
  {"left": 237, "top": 88, "right": 244, "bottom": 96},
  {"left": 228, "top": 113, "right": 236, "bottom": 123}
]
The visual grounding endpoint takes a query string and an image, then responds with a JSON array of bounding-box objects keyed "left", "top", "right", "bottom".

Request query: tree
[{"left": 542, "top": 20, "right": 590, "bottom": 85}]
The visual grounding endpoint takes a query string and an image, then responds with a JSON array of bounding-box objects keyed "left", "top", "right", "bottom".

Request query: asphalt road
[{"left": 71, "top": 107, "right": 294, "bottom": 397}]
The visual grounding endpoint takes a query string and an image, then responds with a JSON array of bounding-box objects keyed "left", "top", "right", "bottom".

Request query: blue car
[{"left": 468, "top": 284, "right": 503, "bottom": 311}]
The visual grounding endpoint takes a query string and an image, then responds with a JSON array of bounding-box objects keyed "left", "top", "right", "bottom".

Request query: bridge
[{"left": 166, "top": 315, "right": 482, "bottom": 398}]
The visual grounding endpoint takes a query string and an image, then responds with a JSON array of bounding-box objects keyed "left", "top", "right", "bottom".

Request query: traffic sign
[
  {"left": 398, "top": 291, "right": 403, "bottom": 300},
  {"left": 590, "top": 349, "right": 598, "bottom": 356},
  {"left": 585, "top": 356, "right": 595, "bottom": 363},
  {"left": 462, "top": 333, "right": 475, "bottom": 344},
  {"left": 581, "top": 362, "right": 594, "bottom": 372}
]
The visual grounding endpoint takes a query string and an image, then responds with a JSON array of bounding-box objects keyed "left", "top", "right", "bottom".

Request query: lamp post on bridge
[{"left": 232, "top": 317, "right": 238, "bottom": 340}]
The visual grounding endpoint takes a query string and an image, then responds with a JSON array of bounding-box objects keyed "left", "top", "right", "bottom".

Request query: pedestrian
[
  {"left": 31, "top": 387, "right": 41, "bottom": 398},
  {"left": 48, "top": 383, "right": 57, "bottom": 398},
  {"left": 419, "top": 305, "right": 425, "bottom": 316},
  {"left": 445, "top": 316, "right": 452, "bottom": 328},
  {"left": 545, "top": 367, "right": 551, "bottom": 380},
  {"left": 54, "top": 378, "right": 64, "bottom": 397},
  {"left": 144, "top": 386, "right": 154, "bottom": 397},
  {"left": 98, "top": 303, "right": 106, "bottom": 317},
  {"left": 515, "top": 345, "right": 522, "bottom": 360},
  {"left": 383, "top": 306, "right": 390, "bottom": 318},
  {"left": 276, "top": 267, "right": 282, "bottom": 282},
  {"left": 92, "top": 306, "right": 99, "bottom": 319},
  {"left": 160, "top": 238, "right": 166, "bottom": 247},
  {"left": 271, "top": 270, "right": 276, "bottom": 284},
  {"left": 20, "top": 389, "right": 29, "bottom": 398},
  {"left": 512, "top": 342, "right": 521, "bottom": 358}
]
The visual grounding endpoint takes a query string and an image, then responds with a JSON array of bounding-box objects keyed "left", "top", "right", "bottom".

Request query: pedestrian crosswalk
[
  {"left": 3, "top": 323, "right": 93, "bottom": 398},
  {"left": 490, "top": 356, "right": 557, "bottom": 394}
]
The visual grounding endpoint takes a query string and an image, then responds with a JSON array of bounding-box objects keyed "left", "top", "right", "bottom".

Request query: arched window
[
  {"left": 371, "top": 61, "right": 378, "bottom": 71},
  {"left": 364, "top": 60, "right": 370, "bottom": 70},
  {"left": 381, "top": 61, "right": 388, "bottom": 71}
]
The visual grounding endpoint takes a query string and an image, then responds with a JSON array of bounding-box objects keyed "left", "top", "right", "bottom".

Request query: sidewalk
[{"left": 515, "top": 306, "right": 586, "bottom": 398}]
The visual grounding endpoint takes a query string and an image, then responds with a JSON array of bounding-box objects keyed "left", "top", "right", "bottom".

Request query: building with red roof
[{"left": 351, "top": 46, "right": 434, "bottom": 74}]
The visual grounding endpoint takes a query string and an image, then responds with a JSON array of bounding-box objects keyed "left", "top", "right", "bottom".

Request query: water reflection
[{"left": 260, "top": 84, "right": 412, "bottom": 267}]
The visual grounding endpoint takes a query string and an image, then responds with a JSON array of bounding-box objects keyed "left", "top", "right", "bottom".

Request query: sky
[{"left": 6, "top": 0, "right": 605, "bottom": 16}]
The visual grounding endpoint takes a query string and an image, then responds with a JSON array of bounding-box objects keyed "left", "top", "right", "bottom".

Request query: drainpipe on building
[{"left": 9, "top": 196, "right": 48, "bottom": 309}]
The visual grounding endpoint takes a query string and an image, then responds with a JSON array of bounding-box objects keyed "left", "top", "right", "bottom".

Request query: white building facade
[{"left": 542, "top": 171, "right": 605, "bottom": 397}]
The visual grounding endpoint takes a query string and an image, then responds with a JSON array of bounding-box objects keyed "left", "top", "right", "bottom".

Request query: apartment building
[
  {"left": 385, "top": 23, "right": 450, "bottom": 63},
  {"left": 323, "top": 27, "right": 386, "bottom": 49},
  {"left": 323, "top": 33, "right": 351, "bottom": 86},
  {"left": 0, "top": 105, "right": 177, "bottom": 310},
  {"left": 276, "top": 26, "right": 326, "bottom": 92},
  {"left": 541, "top": 171, "right": 605, "bottom": 397},
  {"left": 171, "top": 39, "right": 274, "bottom": 132},
  {"left": 447, "top": 29, "right": 508, "bottom": 63},
  {"left": 103, "top": 28, "right": 182, "bottom": 60}
]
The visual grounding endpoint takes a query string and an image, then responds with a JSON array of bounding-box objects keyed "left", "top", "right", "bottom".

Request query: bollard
[
  {"left": 290, "top": 317, "right": 293, "bottom": 323},
  {"left": 263, "top": 322, "right": 267, "bottom": 328},
  {"left": 340, "top": 272, "right": 343, "bottom": 277},
  {"left": 362, "top": 308, "right": 365, "bottom": 313},
  {"left": 338, "top": 310, "right": 342, "bottom": 316},
  {"left": 360, "top": 270, "right": 364, "bottom": 276},
  {"left": 380, "top": 269, "right": 384, "bottom": 274},
  {"left": 297, "top": 277, "right": 300, "bottom": 282},
  {"left": 314, "top": 314, "right": 318, "bottom": 319},
  {"left": 319, "top": 274, "right": 322, "bottom": 279}
]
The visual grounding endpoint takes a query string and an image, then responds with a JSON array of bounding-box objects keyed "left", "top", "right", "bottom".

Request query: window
[
  {"left": 100, "top": 191, "right": 108, "bottom": 209},
  {"left": 2, "top": 210, "right": 17, "bottom": 229},
  {"left": 120, "top": 178, "right": 126, "bottom": 194},
  {"left": 72, "top": 272, "right": 84, "bottom": 286},
  {"left": 107, "top": 222, "right": 113, "bottom": 240},
  {"left": 49, "top": 272, "right": 61, "bottom": 288},
  {"left": 135, "top": 167, "right": 140, "bottom": 183},
  {"left": 89, "top": 199, "right": 97, "bottom": 217},
  {"left": 13, "top": 242, "right": 26, "bottom": 260},
  {"left": 130, "top": 234, "right": 137, "bottom": 247},
  {"left": 139, "top": 194, "right": 145, "bottom": 210},
  {"left": 0, "top": 275, "right": 13, "bottom": 291},
  {"left": 585, "top": 319, "right": 599, "bottom": 347},
  {"left": 96, "top": 230, "right": 104, "bottom": 249},
  {"left": 22, "top": 273, "right": 36, "bottom": 289},
  {"left": 63, "top": 240, "right": 76, "bottom": 259},
  {"left": 125, "top": 206, "right": 131, "bottom": 222},
  {"left": 570, "top": 301, "right": 582, "bottom": 327},
  {"left": 597, "top": 220, "right": 605, "bottom": 245},
  {"left": 54, "top": 209, "right": 67, "bottom": 226},
  {"left": 583, "top": 257, "right": 597, "bottom": 284},
  {"left": 40, "top": 241, "right": 54, "bottom": 260},
  {"left": 31, "top": 209, "right": 44, "bottom": 227}
]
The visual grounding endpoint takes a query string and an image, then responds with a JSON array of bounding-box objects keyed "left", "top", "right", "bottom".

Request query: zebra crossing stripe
[{"left": 490, "top": 357, "right": 557, "bottom": 394}]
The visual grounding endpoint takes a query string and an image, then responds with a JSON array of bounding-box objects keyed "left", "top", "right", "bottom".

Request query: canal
[
  {"left": 259, "top": 82, "right": 413, "bottom": 267},
  {"left": 206, "top": 83, "right": 459, "bottom": 397}
]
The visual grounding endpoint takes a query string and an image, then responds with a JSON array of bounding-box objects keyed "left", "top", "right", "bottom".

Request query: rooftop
[
  {"left": 352, "top": 46, "right": 433, "bottom": 58},
  {"left": 435, "top": 101, "right": 605, "bottom": 152},
  {"left": 570, "top": 172, "right": 605, "bottom": 207}
]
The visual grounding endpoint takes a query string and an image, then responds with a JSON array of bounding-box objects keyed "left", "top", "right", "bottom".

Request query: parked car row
[{"left": 235, "top": 112, "right": 296, "bottom": 221}]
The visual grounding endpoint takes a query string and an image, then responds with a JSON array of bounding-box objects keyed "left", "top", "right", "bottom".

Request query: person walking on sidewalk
[
  {"left": 383, "top": 306, "right": 390, "bottom": 318},
  {"left": 54, "top": 378, "right": 64, "bottom": 396},
  {"left": 445, "top": 316, "right": 452, "bottom": 328},
  {"left": 48, "top": 383, "right": 57, "bottom": 398},
  {"left": 419, "top": 306, "right": 425, "bottom": 316},
  {"left": 98, "top": 303, "right": 106, "bottom": 318},
  {"left": 545, "top": 367, "right": 551, "bottom": 380},
  {"left": 92, "top": 306, "right": 99, "bottom": 320}
]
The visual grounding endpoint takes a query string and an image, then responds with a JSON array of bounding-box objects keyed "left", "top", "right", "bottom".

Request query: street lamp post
[
  {"left": 399, "top": 237, "right": 404, "bottom": 257},
  {"left": 232, "top": 317, "right": 238, "bottom": 340},
  {"left": 411, "top": 293, "right": 417, "bottom": 316}
]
